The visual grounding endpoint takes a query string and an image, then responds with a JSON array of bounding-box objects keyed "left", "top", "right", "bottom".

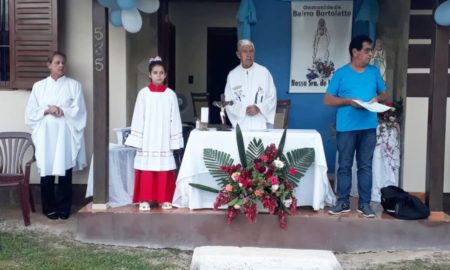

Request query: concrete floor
[{"left": 3, "top": 204, "right": 450, "bottom": 269}]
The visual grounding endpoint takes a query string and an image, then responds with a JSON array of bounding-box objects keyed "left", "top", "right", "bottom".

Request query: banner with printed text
[{"left": 290, "top": 1, "right": 353, "bottom": 93}]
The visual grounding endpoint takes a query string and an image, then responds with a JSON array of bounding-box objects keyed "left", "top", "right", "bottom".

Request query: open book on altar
[{"left": 352, "top": 100, "right": 392, "bottom": 113}]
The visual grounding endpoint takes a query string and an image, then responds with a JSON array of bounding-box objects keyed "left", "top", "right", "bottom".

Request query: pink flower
[
  {"left": 231, "top": 172, "right": 240, "bottom": 181},
  {"left": 289, "top": 167, "right": 296, "bottom": 175},
  {"left": 225, "top": 184, "right": 233, "bottom": 192},
  {"left": 270, "top": 176, "right": 279, "bottom": 185},
  {"left": 261, "top": 155, "right": 269, "bottom": 162},
  {"left": 254, "top": 189, "right": 263, "bottom": 197}
]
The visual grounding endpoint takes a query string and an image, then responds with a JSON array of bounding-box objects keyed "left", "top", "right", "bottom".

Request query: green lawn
[
  {"left": 360, "top": 261, "right": 450, "bottom": 270},
  {"left": 0, "top": 231, "right": 191, "bottom": 270}
]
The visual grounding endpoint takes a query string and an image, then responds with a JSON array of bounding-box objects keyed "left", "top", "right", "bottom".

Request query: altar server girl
[{"left": 125, "top": 56, "right": 183, "bottom": 211}]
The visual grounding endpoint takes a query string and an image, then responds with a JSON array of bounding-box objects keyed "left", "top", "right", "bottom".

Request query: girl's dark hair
[
  {"left": 48, "top": 51, "right": 67, "bottom": 63},
  {"left": 148, "top": 60, "right": 166, "bottom": 73}
]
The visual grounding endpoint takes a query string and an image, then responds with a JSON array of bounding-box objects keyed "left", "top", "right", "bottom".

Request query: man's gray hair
[{"left": 237, "top": 39, "right": 255, "bottom": 52}]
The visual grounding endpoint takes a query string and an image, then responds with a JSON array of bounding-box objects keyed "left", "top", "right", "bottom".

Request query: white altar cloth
[
  {"left": 85, "top": 144, "right": 136, "bottom": 207},
  {"left": 172, "top": 129, "right": 336, "bottom": 210}
]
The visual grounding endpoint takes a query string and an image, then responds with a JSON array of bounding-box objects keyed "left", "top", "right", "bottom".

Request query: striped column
[{"left": 403, "top": 0, "right": 449, "bottom": 211}]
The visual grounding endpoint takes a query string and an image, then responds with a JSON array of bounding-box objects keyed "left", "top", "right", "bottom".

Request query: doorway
[{"left": 207, "top": 27, "right": 239, "bottom": 124}]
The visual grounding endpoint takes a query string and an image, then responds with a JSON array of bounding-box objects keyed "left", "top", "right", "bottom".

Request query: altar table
[
  {"left": 172, "top": 129, "right": 336, "bottom": 210},
  {"left": 85, "top": 144, "right": 136, "bottom": 207}
]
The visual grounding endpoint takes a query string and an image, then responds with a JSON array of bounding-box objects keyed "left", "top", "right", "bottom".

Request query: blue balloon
[
  {"left": 434, "top": 0, "right": 450, "bottom": 26},
  {"left": 97, "top": 0, "right": 119, "bottom": 9},
  {"left": 117, "top": 0, "right": 137, "bottom": 10},
  {"left": 110, "top": 9, "right": 122, "bottom": 27}
]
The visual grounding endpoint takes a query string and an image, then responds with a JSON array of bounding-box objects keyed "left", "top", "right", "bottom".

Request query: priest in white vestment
[
  {"left": 224, "top": 39, "right": 277, "bottom": 130},
  {"left": 25, "top": 52, "right": 87, "bottom": 220}
]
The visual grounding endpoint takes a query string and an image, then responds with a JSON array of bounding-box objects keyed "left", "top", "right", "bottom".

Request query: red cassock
[{"left": 132, "top": 169, "right": 176, "bottom": 203}]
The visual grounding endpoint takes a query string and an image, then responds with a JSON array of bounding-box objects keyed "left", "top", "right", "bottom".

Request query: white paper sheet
[{"left": 352, "top": 100, "right": 392, "bottom": 113}]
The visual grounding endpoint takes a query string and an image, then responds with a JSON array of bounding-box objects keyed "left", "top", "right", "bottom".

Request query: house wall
[
  {"left": 0, "top": 1, "right": 128, "bottom": 184},
  {"left": 402, "top": 98, "right": 428, "bottom": 192},
  {"left": 126, "top": 12, "right": 159, "bottom": 125},
  {"left": 169, "top": 1, "right": 239, "bottom": 122},
  {"left": 445, "top": 100, "right": 450, "bottom": 193},
  {"left": 251, "top": 0, "right": 415, "bottom": 183}
]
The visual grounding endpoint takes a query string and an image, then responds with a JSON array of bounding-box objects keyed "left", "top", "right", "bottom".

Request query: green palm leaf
[
  {"left": 285, "top": 148, "right": 315, "bottom": 187},
  {"left": 277, "top": 129, "right": 287, "bottom": 157},
  {"left": 235, "top": 124, "right": 248, "bottom": 168},
  {"left": 189, "top": 183, "right": 220, "bottom": 193},
  {"left": 203, "top": 148, "right": 234, "bottom": 187},
  {"left": 246, "top": 138, "right": 264, "bottom": 165}
]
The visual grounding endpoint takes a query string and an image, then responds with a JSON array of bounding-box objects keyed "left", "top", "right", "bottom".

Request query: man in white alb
[{"left": 224, "top": 39, "right": 277, "bottom": 130}]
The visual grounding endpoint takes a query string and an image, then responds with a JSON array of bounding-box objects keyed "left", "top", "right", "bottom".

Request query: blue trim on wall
[{"left": 251, "top": 0, "right": 339, "bottom": 172}]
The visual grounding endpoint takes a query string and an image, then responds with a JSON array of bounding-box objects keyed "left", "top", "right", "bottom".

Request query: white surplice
[
  {"left": 25, "top": 76, "right": 87, "bottom": 177},
  {"left": 224, "top": 62, "right": 277, "bottom": 130},
  {"left": 125, "top": 87, "right": 183, "bottom": 171}
]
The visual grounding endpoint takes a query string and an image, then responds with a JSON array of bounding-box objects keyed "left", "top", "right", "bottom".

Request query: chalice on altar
[{"left": 213, "top": 94, "right": 233, "bottom": 131}]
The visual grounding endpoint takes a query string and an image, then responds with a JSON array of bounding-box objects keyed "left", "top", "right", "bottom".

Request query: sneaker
[
  {"left": 357, "top": 203, "right": 376, "bottom": 218},
  {"left": 328, "top": 201, "right": 351, "bottom": 215},
  {"left": 139, "top": 202, "right": 151, "bottom": 211},
  {"left": 161, "top": 202, "right": 173, "bottom": 210}
]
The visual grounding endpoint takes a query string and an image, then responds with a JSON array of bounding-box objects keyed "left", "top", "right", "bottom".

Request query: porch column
[
  {"left": 92, "top": 0, "right": 109, "bottom": 208},
  {"left": 405, "top": 0, "right": 449, "bottom": 211}
]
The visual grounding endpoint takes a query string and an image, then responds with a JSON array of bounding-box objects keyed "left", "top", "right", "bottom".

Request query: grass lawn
[
  {"left": 364, "top": 262, "right": 450, "bottom": 270},
  {"left": 0, "top": 231, "right": 191, "bottom": 270}
]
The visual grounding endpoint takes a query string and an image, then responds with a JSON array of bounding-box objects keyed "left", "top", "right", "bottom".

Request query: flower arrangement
[
  {"left": 377, "top": 98, "right": 403, "bottom": 174},
  {"left": 378, "top": 97, "right": 403, "bottom": 128},
  {"left": 190, "top": 125, "right": 315, "bottom": 229},
  {"left": 306, "top": 60, "right": 335, "bottom": 83}
]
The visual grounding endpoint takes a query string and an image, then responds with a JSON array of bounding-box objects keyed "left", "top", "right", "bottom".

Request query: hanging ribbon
[{"left": 236, "top": 0, "right": 257, "bottom": 40}]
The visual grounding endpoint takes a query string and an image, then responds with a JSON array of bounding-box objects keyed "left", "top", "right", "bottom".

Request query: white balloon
[
  {"left": 136, "top": 0, "right": 159, "bottom": 13},
  {"left": 121, "top": 8, "right": 142, "bottom": 33}
]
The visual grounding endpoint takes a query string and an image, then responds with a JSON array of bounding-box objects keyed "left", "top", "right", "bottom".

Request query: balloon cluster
[
  {"left": 435, "top": 0, "right": 450, "bottom": 26},
  {"left": 97, "top": 0, "right": 160, "bottom": 33}
]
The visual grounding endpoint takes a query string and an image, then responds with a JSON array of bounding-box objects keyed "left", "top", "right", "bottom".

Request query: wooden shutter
[{"left": 9, "top": 0, "right": 57, "bottom": 89}]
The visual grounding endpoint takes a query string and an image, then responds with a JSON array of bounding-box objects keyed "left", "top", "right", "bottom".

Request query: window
[
  {"left": 0, "top": 0, "right": 9, "bottom": 86},
  {"left": 1, "top": 0, "right": 57, "bottom": 89}
]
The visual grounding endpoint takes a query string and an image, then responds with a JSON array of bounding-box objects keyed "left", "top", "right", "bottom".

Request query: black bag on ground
[{"left": 380, "top": 185, "right": 430, "bottom": 220}]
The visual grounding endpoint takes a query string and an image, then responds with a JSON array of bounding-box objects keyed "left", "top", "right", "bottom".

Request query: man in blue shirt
[{"left": 324, "top": 35, "right": 387, "bottom": 218}]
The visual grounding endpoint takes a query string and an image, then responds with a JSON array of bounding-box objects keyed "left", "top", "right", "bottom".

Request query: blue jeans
[{"left": 336, "top": 129, "right": 376, "bottom": 205}]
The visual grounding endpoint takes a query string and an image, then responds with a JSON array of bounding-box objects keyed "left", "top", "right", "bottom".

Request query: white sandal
[
  {"left": 161, "top": 202, "right": 173, "bottom": 210},
  {"left": 139, "top": 202, "right": 151, "bottom": 211}
]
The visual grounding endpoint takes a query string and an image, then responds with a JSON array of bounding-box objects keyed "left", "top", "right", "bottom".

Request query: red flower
[
  {"left": 289, "top": 167, "right": 296, "bottom": 175},
  {"left": 261, "top": 155, "right": 269, "bottom": 162},
  {"left": 243, "top": 201, "right": 257, "bottom": 223},
  {"left": 278, "top": 210, "right": 287, "bottom": 229},
  {"left": 262, "top": 195, "right": 277, "bottom": 215},
  {"left": 290, "top": 197, "right": 297, "bottom": 215},
  {"left": 226, "top": 207, "right": 239, "bottom": 224},
  {"left": 240, "top": 178, "right": 251, "bottom": 188},
  {"left": 213, "top": 191, "right": 231, "bottom": 210}
]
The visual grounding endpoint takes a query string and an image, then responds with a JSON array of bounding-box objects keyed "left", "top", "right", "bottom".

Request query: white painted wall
[
  {"left": 0, "top": 1, "right": 128, "bottom": 184},
  {"left": 169, "top": 2, "right": 239, "bottom": 122},
  {"left": 402, "top": 97, "right": 428, "bottom": 192}
]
